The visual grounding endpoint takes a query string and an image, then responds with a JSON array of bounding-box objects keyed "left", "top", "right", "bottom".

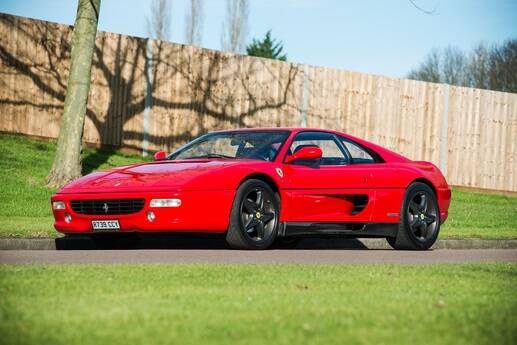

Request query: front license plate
[{"left": 92, "top": 220, "right": 120, "bottom": 231}]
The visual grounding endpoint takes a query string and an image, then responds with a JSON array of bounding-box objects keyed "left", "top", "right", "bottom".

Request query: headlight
[
  {"left": 150, "top": 198, "right": 182, "bottom": 207},
  {"left": 52, "top": 201, "right": 66, "bottom": 210}
]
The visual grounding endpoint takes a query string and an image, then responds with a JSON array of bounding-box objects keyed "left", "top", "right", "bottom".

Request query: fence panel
[{"left": 0, "top": 14, "right": 516, "bottom": 192}]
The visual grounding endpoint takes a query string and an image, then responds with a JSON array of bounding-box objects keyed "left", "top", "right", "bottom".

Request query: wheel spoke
[
  {"left": 409, "top": 201, "right": 420, "bottom": 214},
  {"left": 424, "top": 214, "right": 436, "bottom": 225},
  {"left": 418, "top": 222, "right": 428, "bottom": 239},
  {"left": 245, "top": 218, "right": 259, "bottom": 232},
  {"left": 419, "top": 194, "right": 428, "bottom": 212},
  {"left": 243, "top": 198, "right": 256, "bottom": 213},
  {"left": 410, "top": 219, "right": 421, "bottom": 232},
  {"left": 256, "top": 221, "right": 265, "bottom": 239},
  {"left": 255, "top": 190, "right": 264, "bottom": 209},
  {"left": 261, "top": 212, "right": 275, "bottom": 224}
]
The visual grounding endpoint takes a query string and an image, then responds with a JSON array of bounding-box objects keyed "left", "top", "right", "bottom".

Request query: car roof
[
  {"left": 211, "top": 127, "right": 340, "bottom": 135},
  {"left": 208, "top": 127, "right": 410, "bottom": 163}
]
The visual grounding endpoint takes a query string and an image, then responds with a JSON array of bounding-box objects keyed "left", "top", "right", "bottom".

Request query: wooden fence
[{"left": 1, "top": 13, "right": 516, "bottom": 192}]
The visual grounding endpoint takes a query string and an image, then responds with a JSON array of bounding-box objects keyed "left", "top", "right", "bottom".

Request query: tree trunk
[{"left": 46, "top": 0, "right": 101, "bottom": 188}]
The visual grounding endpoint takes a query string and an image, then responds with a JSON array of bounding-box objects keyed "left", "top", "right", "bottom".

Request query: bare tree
[
  {"left": 407, "top": 48, "right": 441, "bottom": 83},
  {"left": 408, "top": 39, "right": 516, "bottom": 93},
  {"left": 488, "top": 39, "right": 517, "bottom": 93},
  {"left": 407, "top": 46, "right": 467, "bottom": 85},
  {"left": 47, "top": 0, "right": 101, "bottom": 188},
  {"left": 467, "top": 43, "right": 491, "bottom": 90},
  {"left": 185, "top": 0, "right": 203, "bottom": 46},
  {"left": 441, "top": 46, "right": 467, "bottom": 85},
  {"left": 146, "top": 0, "right": 172, "bottom": 40},
  {"left": 221, "top": 0, "right": 249, "bottom": 53}
]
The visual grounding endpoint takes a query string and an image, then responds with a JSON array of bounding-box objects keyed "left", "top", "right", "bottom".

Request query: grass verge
[
  {"left": 445, "top": 189, "right": 517, "bottom": 238},
  {"left": 0, "top": 264, "right": 516, "bottom": 345},
  {"left": 0, "top": 134, "right": 148, "bottom": 237},
  {"left": 0, "top": 133, "right": 515, "bottom": 238}
]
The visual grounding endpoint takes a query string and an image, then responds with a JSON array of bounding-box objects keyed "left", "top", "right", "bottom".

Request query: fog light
[
  {"left": 150, "top": 198, "right": 181, "bottom": 207},
  {"left": 64, "top": 213, "right": 72, "bottom": 223},
  {"left": 147, "top": 211, "right": 156, "bottom": 222},
  {"left": 52, "top": 201, "right": 65, "bottom": 210}
]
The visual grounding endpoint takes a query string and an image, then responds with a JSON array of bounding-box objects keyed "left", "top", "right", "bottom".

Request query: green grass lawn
[
  {"left": 445, "top": 190, "right": 517, "bottom": 239},
  {"left": 0, "top": 134, "right": 148, "bottom": 237},
  {"left": 0, "top": 133, "right": 516, "bottom": 239},
  {"left": 0, "top": 264, "right": 516, "bottom": 345}
]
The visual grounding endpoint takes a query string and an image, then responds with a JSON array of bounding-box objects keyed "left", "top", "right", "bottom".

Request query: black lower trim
[{"left": 283, "top": 222, "right": 399, "bottom": 238}]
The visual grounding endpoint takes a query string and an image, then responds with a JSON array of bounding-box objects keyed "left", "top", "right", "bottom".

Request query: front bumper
[{"left": 51, "top": 190, "right": 234, "bottom": 234}]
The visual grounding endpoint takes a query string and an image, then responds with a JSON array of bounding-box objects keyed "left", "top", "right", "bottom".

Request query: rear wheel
[
  {"left": 226, "top": 179, "right": 279, "bottom": 249},
  {"left": 387, "top": 182, "right": 440, "bottom": 250}
]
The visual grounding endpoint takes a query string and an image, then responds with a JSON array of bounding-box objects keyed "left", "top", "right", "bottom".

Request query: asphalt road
[{"left": 1, "top": 249, "right": 516, "bottom": 265}]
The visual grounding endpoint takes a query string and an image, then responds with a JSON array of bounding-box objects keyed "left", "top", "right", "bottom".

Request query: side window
[
  {"left": 341, "top": 138, "right": 376, "bottom": 164},
  {"left": 289, "top": 132, "right": 349, "bottom": 165}
]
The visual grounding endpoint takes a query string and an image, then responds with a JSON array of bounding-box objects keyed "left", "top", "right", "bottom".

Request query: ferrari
[{"left": 51, "top": 128, "right": 451, "bottom": 250}]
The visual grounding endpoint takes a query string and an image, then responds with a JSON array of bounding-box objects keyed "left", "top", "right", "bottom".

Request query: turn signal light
[
  {"left": 52, "top": 201, "right": 66, "bottom": 210},
  {"left": 150, "top": 198, "right": 182, "bottom": 207}
]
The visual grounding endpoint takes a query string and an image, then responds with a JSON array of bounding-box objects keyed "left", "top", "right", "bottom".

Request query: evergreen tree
[{"left": 246, "top": 30, "right": 287, "bottom": 61}]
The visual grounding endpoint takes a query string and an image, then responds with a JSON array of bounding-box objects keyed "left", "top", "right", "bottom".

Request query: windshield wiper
[{"left": 184, "top": 153, "right": 235, "bottom": 160}]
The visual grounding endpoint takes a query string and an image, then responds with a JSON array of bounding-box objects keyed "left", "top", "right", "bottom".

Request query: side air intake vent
[{"left": 351, "top": 195, "right": 368, "bottom": 215}]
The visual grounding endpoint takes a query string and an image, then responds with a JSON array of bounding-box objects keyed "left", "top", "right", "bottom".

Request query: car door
[
  {"left": 281, "top": 131, "right": 375, "bottom": 223},
  {"left": 338, "top": 135, "right": 405, "bottom": 223}
]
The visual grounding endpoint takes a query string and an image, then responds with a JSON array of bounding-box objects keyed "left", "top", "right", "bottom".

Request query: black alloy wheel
[
  {"left": 226, "top": 179, "right": 279, "bottom": 249},
  {"left": 387, "top": 182, "right": 440, "bottom": 250},
  {"left": 240, "top": 188, "right": 277, "bottom": 241},
  {"left": 407, "top": 191, "right": 438, "bottom": 242}
]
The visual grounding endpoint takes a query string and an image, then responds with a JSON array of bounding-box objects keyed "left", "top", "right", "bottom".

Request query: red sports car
[{"left": 51, "top": 128, "right": 451, "bottom": 250}]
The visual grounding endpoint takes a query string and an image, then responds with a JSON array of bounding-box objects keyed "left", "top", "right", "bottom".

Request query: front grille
[{"left": 70, "top": 199, "right": 145, "bottom": 215}]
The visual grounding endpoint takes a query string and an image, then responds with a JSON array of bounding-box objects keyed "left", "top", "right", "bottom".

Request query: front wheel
[
  {"left": 226, "top": 179, "right": 280, "bottom": 250},
  {"left": 387, "top": 182, "right": 440, "bottom": 250}
]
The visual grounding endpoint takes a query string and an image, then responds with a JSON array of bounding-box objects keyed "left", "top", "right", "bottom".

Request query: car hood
[{"left": 57, "top": 159, "right": 244, "bottom": 194}]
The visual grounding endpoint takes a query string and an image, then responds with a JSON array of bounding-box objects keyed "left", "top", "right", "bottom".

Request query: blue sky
[{"left": 1, "top": 0, "right": 516, "bottom": 78}]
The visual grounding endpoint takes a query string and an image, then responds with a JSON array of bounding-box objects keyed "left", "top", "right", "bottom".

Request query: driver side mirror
[
  {"left": 153, "top": 150, "right": 167, "bottom": 161},
  {"left": 285, "top": 145, "right": 322, "bottom": 164}
]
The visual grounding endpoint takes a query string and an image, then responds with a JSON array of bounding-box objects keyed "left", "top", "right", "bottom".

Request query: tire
[
  {"left": 387, "top": 182, "right": 440, "bottom": 250},
  {"left": 226, "top": 179, "right": 280, "bottom": 250}
]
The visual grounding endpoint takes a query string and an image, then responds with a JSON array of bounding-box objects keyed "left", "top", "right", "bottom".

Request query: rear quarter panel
[{"left": 391, "top": 162, "right": 451, "bottom": 223}]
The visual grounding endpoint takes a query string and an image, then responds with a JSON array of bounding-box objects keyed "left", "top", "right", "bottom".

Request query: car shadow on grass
[{"left": 55, "top": 234, "right": 373, "bottom": 250}]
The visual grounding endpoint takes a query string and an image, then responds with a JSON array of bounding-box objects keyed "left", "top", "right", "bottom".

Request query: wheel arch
[
  {"left": 239, "top": 173, "right": 280, "bottom": 196},
  {"left": 408, "top": 178, "right": 437, "bottom": 196}
]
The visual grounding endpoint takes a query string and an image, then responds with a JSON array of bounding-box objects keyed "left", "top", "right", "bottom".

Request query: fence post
[
  {"left": 439, "top": 83, "right": 450, "bottom": 174},
  {"left": 299, "top": 64, "right": 309, "bottom": 127},
  {"left": 142, "top": 39, "right": 154, "bottom": 157}
]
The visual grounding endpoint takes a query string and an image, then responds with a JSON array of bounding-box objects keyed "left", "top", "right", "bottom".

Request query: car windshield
[{"left": 168, "top": 130, "right": 291, "bottom": 161}]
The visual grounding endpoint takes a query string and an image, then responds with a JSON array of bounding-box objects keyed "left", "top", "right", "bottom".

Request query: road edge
[{"left": 1, "top": 238, "right": 517, "bottom": 250}]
